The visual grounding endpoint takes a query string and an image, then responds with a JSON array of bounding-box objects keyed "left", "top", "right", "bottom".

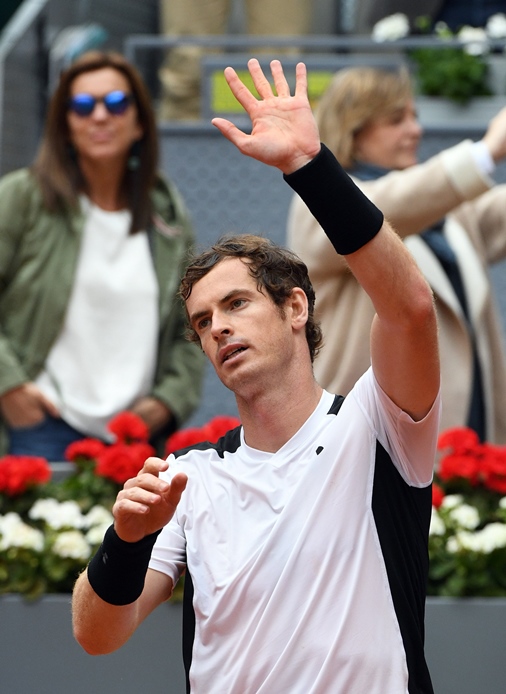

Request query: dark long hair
[
  {"left": 31, "top": 50, "right": 158, "bottom": 232},
  {"left": 180, "top": 234, "right": 324, "bottom": 362}
]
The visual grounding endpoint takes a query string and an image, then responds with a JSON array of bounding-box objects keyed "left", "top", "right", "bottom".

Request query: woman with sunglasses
[
  {"left": 0, "top": 50, "right": 205, "bottom": 460},
  {"left": 288, "top": 65, "right": 506, "bottom": 444}
]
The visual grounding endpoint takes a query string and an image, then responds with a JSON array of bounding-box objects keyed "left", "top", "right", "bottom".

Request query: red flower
[
  {"left": 107, "top": 412, "right": 149, "bottom": 444},
  {"left": 201, "top": 416, "right": 241, "bottom": 443},
  {"left": 65, "top": 438, "right": 107, "bottom": 463},
  {"left": 432, "top": 482, "right": 445, "bottom": 508},
  {"left": 165, "top": 416, "right": 241, "bottom": 456},
  {"left": 437, "top": 427, "right": 480, "bottom": 453},
  {"left": 0, "top": 455, "right": 51, "bottom": 496},
  {"left": 479, "top": 444, "right": 506, "bottom": 494},
  {"left": 166, "top": 427, "right": 209, "bottom": 455},
  {"left": 95, "top": 442, "right": 155, "bottom": 485},
  {"left": 438, "top": 452, "right": 480, "bottom": 484}
]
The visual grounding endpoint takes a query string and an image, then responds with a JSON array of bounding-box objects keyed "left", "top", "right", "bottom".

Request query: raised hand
[
  {"left": 212, "top": 58, "right": 320, "bottom": 175},
  {"left": 112, "top": 457, "right": 187, "bottom": 543},
  {"left": 483, "top": 105, "right": 506, "bottom": 163}
]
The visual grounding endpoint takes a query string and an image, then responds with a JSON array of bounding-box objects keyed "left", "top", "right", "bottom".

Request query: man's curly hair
[{"left": 180, "top": 234, "right": 323, "bottom": 362}]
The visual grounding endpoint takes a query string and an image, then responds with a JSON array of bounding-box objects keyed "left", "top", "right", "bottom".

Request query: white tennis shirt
[{"left": 150, "top": 368, "right": 441, "bottom": 693}]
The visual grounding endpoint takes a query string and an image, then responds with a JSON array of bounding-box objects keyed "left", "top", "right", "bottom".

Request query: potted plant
[{"left": 372, "top": 12, "right": 506, "bottom": 128}]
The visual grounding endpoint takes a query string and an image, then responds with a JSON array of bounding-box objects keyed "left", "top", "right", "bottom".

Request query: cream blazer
[{"left": 287, "top": 140, "right": 506, "bottom": 443}]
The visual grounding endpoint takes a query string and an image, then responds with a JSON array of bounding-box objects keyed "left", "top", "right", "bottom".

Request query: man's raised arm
[{"left": 213, "top": 58, "right": 439, "bottom": 420}]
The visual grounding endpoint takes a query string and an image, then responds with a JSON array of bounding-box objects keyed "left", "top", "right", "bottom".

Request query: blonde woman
[{"left": 288, "top": 65, "right": 506, "bottom": 442}]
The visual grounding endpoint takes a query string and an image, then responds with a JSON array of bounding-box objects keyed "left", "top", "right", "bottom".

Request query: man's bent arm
[
  {"left": 72, "top": 457, "right": 187, "bottom": 654},
  {"left": 73, "top": 567, "right": 173, "bottom": 655}
]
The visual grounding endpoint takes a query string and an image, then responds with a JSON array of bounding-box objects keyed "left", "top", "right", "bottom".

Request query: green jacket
[{"left": 0, "top": 168, "right": 205, "bottom": 452}]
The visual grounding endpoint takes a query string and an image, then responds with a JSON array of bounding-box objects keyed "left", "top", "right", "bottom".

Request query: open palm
[{"left": 212, "top": 59, "right": 321, "bottom": 175}]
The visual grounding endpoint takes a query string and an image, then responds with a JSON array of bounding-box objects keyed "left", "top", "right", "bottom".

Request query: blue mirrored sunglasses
[{"left": 68, "top": 90, "right": 133, "bottom": 116}]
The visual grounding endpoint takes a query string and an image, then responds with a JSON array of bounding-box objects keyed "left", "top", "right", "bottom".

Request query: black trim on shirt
[{"left": 372, "top": 441, "right": 434, "bottom": 694}]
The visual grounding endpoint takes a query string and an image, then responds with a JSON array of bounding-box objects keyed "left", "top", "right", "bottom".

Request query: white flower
[
  {"left": 441, "top": 494, "right": 463, "bottom": 509},
  {"left": 499, "top": 497, "right": 506, "bottom": 509},
  {"left": 84, "top": 505, "right": 113, "bottom": 529},
  {"left": 0, "top": 512, "right": 23, "bottom": 533},
  {"left": 457, "top": 26, "right": 489, "bottom": 55},
  {"left": 0, "top": 513, "right": 44, "bottom": 552},
  {"left": 448, "top": 503, "right": 480, "bottom": 529},
  {"left": 446, "top": 533, "right": 465, "bottom": 553},
  {"left": 486, "top": 13, "right": 506, "bottom": 39},
  {"left": 446, "top": 523, "right": 506, "bottom": 554},
  {"left": 372, "top": 13, "right": 409, "bottom": 42},
  {"left": 474, "top": 523, "right": 506, "bottom": 552},
  {"left": 85, "top": 525, "right": 108, "bottom": 546},
  {"left": 29, "top": 498, "right": 86, "bottom": 530},
  {"left": 52, "top": 530, "right": 91, "bottom": 561},
  {"left": 429, "top": 508, "right": 446, "bottom": 536},
  {"left": 29, "top": 498, "right": 59, "bottom": 520}
]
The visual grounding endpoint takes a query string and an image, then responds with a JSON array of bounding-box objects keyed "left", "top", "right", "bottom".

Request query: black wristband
[
  {"left": 87, "top": 525, "right": 161, "bottom": 606},
  {"left": 283, "top": 143, "right": 384, "bottom": 255}
]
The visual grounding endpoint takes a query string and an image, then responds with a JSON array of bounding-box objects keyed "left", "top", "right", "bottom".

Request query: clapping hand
[{"left": 212, "top": 58, "right": 321, "bottom": 175}]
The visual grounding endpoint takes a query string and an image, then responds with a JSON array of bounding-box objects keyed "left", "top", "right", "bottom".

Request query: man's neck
[{"left": 237, "top": 379, "right": 323, "bottom": 453}]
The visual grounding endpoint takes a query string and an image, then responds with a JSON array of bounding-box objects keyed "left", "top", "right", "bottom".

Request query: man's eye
[
  {"left": 197, "top": 318, "right": 210, "bottom": 330},
  {"left": 232, "top": 299, "right": 245, "bottom": 308}
]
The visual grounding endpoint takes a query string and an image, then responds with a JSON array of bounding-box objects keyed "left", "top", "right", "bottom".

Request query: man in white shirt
[{"left": 72, "top": 58, "right": 441, "bottom": 693}]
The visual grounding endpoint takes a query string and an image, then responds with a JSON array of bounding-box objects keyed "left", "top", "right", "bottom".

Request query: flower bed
[
  {"left": 429, "top": 427, "right": 506, "bottom": 596},
  {"left": 0, "top": 412, "right": 240, "bottom": 598},
  {"left": 2, "top": 418, "right": 505, "bottom": 599}
]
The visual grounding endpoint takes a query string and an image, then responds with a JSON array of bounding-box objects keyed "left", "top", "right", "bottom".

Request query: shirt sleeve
[
  {"left": 351, "top": 368, "right": 442, "bottom": 487},
  {"left": 148, "top": 456, "right": 187, "bottom": 584}
]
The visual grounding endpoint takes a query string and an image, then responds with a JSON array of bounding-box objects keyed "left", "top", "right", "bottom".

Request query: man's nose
[{"left": 211, "top": 313, "right": 232, "bottom": 338}]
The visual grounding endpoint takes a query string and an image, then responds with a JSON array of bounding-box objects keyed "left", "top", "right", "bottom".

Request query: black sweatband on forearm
[
  {"left": 87, "top": 524, "right": 161, "bottom": 606},
  {"left": 283, "top": 143, "right": 384, "bottom": 255}
]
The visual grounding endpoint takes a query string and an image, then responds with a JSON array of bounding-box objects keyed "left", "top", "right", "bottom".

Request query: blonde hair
[{"left": 316, "top": 66, "right": 413, "bottom": 169}]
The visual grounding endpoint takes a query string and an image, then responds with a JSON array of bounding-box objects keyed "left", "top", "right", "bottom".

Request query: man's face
[{"left": 186, "top": 257, "right": 296, "bottom": 397}]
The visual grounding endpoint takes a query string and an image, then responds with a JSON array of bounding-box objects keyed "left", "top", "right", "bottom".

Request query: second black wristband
[
  {"left": 87, "top": 524, "right": 161, "bottom": 606},
  {"left": 283, "top": 143, "right": 384, "bottom": 255}
]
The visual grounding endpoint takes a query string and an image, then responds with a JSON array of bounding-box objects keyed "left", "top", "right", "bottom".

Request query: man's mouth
[{"left": 223, "top": 347, "right": 247, "bottom": 363}]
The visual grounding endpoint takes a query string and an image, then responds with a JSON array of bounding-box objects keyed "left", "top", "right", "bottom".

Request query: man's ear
[{"left": 289, "top": 287, "right": 309, "bottom": 330}]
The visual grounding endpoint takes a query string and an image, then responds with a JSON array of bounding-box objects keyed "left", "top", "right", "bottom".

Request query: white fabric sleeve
[
  {"left": 148, "top": 456, "right": 187, "bottom": 584},
  {"left": 351, "top": 369, "right": 442, "bottom": 487},
  {"left": 472, "top": 140, "right": 496, "bottom": 176}
]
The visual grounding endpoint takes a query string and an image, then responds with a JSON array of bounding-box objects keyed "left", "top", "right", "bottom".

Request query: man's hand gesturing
[
  {"left": 212, "top": 58, "right": 321, "bottom": 175},
  {"left": 112, "top": 457, "right": 187, "bottom": 543}
]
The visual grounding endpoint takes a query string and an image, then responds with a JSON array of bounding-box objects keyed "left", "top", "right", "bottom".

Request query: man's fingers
[
  {"left": 166, "top": 472, "right": 188, "bottom": 505},
  {"left": 247, "top": 58, "right": 274, "bottom": 99},
  {"left": 212, "top": 117, "right": 250, "bottom": 151},
  {"left": 117, "top": 472, "right": 187, "bottom": 514},
  {"left": 270, "top": 59, "right": 291, "bottom": 98},
  {"left": 293, "top": 62, "right": 308, "bottom": 99},
  {"left": 140, "top": 456, "right": 169, "bottom": 476},
  {"left": 122, "top": 457, "right": 169, "bottom": 493},
  {"left": 223, "top": 65, "right": 258, "bottom": 112}
]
